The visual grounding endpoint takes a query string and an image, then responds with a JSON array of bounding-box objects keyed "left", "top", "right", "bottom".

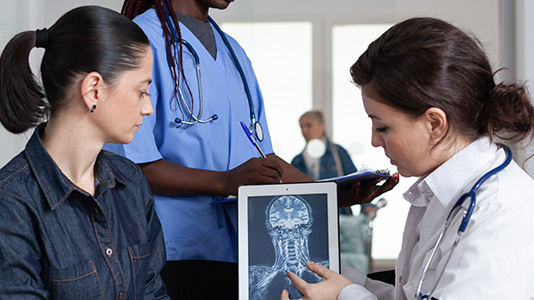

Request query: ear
[
  {"left": 424, "top": 107, "right": 448, "bottom": 143},
  {"left": 80, "top": 72, "right": 105, "bottom": 111}
]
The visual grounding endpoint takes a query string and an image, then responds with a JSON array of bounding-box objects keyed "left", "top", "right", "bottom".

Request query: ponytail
[
  {"left": 0, "top": 6, "right": 150, "bottom": 134},
  {"left": 0, "top": 31, "right": 48, "bottom": 134},
  {"left": 484, "top": 81, "right": 534, "bottom": 143}
]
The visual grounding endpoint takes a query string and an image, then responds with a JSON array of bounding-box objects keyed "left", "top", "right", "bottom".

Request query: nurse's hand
[
  {"left": 224, "top": 157, "right": 283, "bottom": 195},
  {"left": 280, "top": 261, "right": 352, "bottom": 300},
  {"left": 338, "top": 173, "right": 399, "bottom": 207}
]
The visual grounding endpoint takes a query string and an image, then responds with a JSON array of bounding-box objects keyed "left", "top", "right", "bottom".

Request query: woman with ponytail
[
  {"left": 281, "top": 17, "right": 534, "bottom": 300},
  {"left": 0, "top": 6, "right": 170, "bottom": 299}
]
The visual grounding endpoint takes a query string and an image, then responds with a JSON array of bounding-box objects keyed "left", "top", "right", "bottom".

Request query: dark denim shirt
[{"left": 0, "top": 125, "right": 169, "bottom": 300}]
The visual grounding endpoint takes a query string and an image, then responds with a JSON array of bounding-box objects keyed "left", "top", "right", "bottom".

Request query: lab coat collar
[
  {"left": 403, "top": 176, "right": 430, "bottom": 207},
  {"left": 404, "top": 137, "right": 500, "bottom": 209}
]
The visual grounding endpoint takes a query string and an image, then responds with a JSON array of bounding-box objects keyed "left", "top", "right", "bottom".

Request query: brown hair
[{"left": 350, "top": 17, "right": 534, "bottom": 143}]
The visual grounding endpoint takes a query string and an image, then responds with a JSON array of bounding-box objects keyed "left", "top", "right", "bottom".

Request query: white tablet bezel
[{"left": 237, "top": 182, "right": 339, "bottom": 300}]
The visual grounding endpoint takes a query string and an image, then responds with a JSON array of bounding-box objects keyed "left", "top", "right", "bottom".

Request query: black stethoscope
[
  {"left": 416, "top": 146, "right": 512, "bottom": 300},
  {"left": 163, "top": 5, "right": 264, "bottom": 141}
]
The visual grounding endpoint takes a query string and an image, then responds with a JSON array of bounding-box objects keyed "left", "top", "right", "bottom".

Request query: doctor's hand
[
  {"left": 223, "top": 157, "right": 283, "bottom": 195},
  {"left": 337, "top": 173, "right": 399, "bottom": 207},
  {"left": 280, "top": 261, "right": 352, "bottom": 300}
]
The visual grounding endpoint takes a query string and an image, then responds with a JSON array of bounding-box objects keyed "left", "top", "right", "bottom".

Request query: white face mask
[{"left": 305, "top": 138, "right": 326, "bottom": 158}]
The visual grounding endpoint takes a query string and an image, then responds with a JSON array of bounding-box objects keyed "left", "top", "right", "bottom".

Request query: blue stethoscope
[
  {"left": 416, "top": 146, "right": 512, "bottom": 300},
  {"left": 164, "top": 6, "right": 264, "bottom": 141}
]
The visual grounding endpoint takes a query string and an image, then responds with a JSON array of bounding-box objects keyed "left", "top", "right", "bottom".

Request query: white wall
[
  {"left": 514, "top": 0, "right": 534, "bottom": 176},
  {"left": 0, "top": 1, "right": 33, "bottom": 167}
]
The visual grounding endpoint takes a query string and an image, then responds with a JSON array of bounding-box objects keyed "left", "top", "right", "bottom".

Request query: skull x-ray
[{"left": 248, "top": 194, "right": 329, "bottom": 299}]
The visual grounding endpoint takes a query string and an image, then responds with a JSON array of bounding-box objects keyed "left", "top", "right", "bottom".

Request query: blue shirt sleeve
[{"left": 0, "top": 196, "right": 48, "bottom": 298}]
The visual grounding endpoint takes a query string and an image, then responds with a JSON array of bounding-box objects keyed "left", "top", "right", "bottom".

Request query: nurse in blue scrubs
[{"left": 107, "top": 0, "right": 399, "bottom": 299}]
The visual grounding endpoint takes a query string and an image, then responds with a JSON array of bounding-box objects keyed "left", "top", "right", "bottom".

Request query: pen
[{"left": 240, "top": 121, "right": 266, "bottom": 158}]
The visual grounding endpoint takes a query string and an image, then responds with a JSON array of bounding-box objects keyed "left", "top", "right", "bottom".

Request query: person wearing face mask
[
  {"left": 292, "top": 110, "right": 379, "bottom": 219},
  {"left": 292, "top": 110, "right": 378, "bottom": 273},
  {"left": 292, "top": 110, "right": 357, "bottom": 182},
  {"left": 281, "top": 17, "right": 534, "bottom": 300}
]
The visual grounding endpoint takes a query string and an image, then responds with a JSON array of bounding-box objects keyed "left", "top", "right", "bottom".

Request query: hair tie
[{"left": 35, "top": 28, "right": 49, "bottom": 49}]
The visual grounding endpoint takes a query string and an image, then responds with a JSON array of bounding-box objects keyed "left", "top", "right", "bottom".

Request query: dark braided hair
[{"left": 121, "top": 0, "right": 194, "bottom": 125}]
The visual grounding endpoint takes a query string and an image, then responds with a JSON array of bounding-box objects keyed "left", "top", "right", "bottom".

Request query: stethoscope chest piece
[{"left": 254, "top": 121, "right": 264, "bottom": 142}]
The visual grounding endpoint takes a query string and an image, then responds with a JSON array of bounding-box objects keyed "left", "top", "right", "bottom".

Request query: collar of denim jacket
[{"left": 24, "top": 123, "right": 124, "bottom": 209}]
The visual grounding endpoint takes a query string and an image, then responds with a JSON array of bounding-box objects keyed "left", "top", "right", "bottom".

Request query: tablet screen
[{"left": 238, "top": 182, "right": 339, "bottom": 300}]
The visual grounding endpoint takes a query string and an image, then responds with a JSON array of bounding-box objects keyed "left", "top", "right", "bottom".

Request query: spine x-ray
[{"left": 248, "top": 194, "right": 329, "bottom": 299}]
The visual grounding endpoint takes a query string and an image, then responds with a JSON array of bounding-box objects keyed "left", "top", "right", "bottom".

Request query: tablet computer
[{"left": 238, "top": 182, "right": 339, "bottom": 300}]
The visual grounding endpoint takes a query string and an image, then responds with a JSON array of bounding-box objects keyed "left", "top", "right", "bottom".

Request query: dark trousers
[
  {"left": 161, "top": 260, "right": 238, "bottom": 300},
  {"left": 367, "top": 269, "right": 396, "bottom": 285}
]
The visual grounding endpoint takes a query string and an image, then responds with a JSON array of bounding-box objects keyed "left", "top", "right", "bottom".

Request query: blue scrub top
[{"left": 104, "top": 9, "right": 273, "bottom": 263}]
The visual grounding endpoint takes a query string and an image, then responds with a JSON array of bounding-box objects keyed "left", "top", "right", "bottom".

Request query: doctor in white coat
[{"left": 282, "top": 17, "right": 534, "bottom": 300}]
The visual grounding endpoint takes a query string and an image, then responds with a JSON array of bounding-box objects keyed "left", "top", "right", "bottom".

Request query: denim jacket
[{"left": 0, "top": 125, "right": 169, "bottom": 300}]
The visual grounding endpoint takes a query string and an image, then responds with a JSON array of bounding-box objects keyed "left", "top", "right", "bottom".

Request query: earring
[
  {"left": 89, "top": 105, "right": 97, "bottom": 113},
  {"left": 433, "top": 129, "right": 442, "bottom": 136}
]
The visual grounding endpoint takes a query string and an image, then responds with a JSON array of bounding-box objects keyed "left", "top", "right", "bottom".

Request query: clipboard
[{"left": 318, "top": 165, "right": 391, "bottom": 187}]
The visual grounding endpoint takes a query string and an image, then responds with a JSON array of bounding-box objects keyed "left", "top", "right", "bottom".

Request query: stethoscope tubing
[
  {"left": 207, "top": 16, "right": 256, "bottom": 126},
  {"left": 416, "top": 146, "right": 513, "bottom": 300},
  {"left": 163, "top": 5, "right": 262, "bottom": 140},
  {"left": 177, "top": 40, "right": 209, "bottom": 124}
]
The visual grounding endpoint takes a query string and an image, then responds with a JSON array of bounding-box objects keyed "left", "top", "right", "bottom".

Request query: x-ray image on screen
[{"left": 248, "top": 194, "right": 329, "bottom": 300}]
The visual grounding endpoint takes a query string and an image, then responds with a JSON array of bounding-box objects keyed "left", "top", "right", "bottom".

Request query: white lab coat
[{"left": 340, "top": 137, "right": 534, "bottom": 300}]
